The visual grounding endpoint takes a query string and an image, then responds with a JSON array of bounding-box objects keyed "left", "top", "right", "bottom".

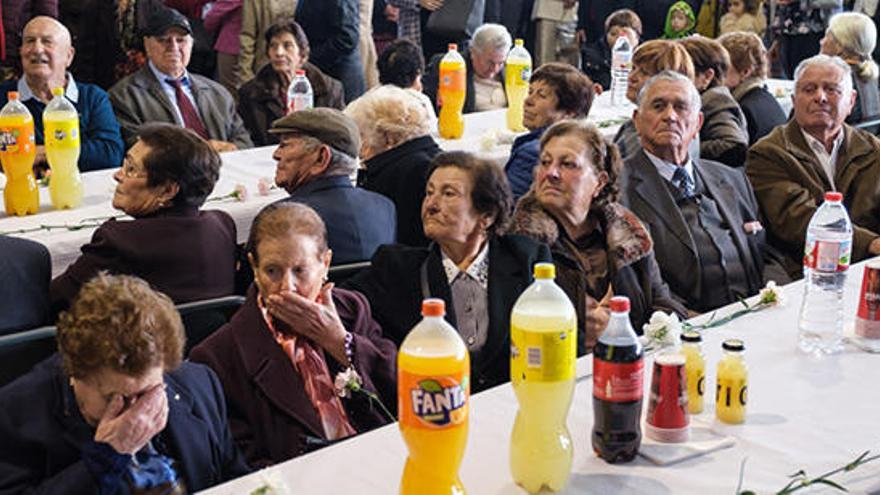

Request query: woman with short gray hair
[
  {"left": 821, "top": 12, "right": 880, "bottom": 127},
  {"left": 346, "top": 85, "right": 441, "bottom": 246}
]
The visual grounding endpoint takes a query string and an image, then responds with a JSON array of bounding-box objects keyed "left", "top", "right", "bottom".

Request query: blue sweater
[
  {"left": 0, "top": 80, "right": 124, "bottom": 171},
  {"left": 504, "top": 127, "right": 546, "bottom": 201}
]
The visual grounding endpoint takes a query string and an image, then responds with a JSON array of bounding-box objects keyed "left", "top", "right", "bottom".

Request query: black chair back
[
  {"left": 177, "top": 295, "right": 246, "bottom": 355},
  {"left": 328, "top": 261, "right": 371, "bottom": 285},
  {"left": 0, "top": 326, "right": 57, "bottom": 388}
]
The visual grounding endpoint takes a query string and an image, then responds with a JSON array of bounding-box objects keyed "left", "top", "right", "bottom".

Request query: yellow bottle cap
[
  {"left": 533, "top": 262, "right": 555, "bottom": 279},
  {"left": 51, "top": 87, "right": 64, "bottom": 97},
  {"left": 514, "top": 39, "right": 523, "bottom": 46}
]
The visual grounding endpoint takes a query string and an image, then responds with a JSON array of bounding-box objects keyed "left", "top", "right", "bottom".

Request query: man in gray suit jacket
[
  {"left": 0, "top": 236, "right": 50, "bottom": 334},
  {"left": 108, "top": 8, "right": 252, "bottom": 151},
  {"left": 621, "top": 71, "right": 785, "bottom": 313}
]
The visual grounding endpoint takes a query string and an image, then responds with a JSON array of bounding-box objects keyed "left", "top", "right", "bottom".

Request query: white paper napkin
[{"left": 638, "top": 418, "right": 736, "bottom": 466}]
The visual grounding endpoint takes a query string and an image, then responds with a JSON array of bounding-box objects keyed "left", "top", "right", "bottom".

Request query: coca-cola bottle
[{"left": 591, "top": 296, "right": 645, "bottom": 463}]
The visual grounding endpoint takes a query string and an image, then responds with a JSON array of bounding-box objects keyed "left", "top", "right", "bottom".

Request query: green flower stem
[
  {"left": 348, "top": 381, "right": 396, "bottom": 423},
  {"left": 737, "top": 450, "right": 880, "bottom": 495},
  {"left": 686, "top": 302, "right": 771, "bottom": 331}
]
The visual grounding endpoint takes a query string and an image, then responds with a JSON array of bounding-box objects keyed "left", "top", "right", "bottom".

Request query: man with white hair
[
  {"left": 423, "top": 23, "right": 511, "bottom": 113},
  {"left": 621, "top": 71, "right": 780, "bottom": 313},
  {"left": 0, "top": 16, "right": 123, "bottom": 172},
  {"left": 747, "top": 54, "right": 880, "bottom": 278}
]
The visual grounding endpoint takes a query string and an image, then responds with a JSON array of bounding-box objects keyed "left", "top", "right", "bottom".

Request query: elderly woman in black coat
[{"left": 50, "top": 123, "right": 237, "bottom": 312}]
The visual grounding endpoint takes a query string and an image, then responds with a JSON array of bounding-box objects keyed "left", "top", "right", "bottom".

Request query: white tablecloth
[
  {"left": 0, "top": 79, "right": 796, "bottom": 278},
  {"left": 199, "top": 260, "right": 880, "bottom": 494}
]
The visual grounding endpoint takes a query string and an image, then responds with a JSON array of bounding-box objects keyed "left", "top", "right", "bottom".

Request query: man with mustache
[
  {"left": 747, "top": 54, "right": 880, "bottom": 279},
  {"left": 621, "top": 71, "right": 783, "bottom": 314},
  {"left": 0, "top": 16, "right": 124, "bottom": 172},
  {"left": 109, "top": 7, "right": 252, "bottom": 153}
]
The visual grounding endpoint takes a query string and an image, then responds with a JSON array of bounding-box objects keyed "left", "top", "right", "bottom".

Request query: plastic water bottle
[
  {"left": 287, "top": 70, "right": 313, "bottom": 114},
  {"left": 509, "top": 263, "right": 576, "bottom": 493},
  {"left": 610, "top": 35, "right": 632, "bottom": 106},
  {"left": 592, "top": 296, "right": 644, "bottom": 463},
  {"left": 798, "top": 191, "right": 852, "bottom": 355}
]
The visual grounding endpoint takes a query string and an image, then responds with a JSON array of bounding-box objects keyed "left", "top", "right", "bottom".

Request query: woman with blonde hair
[
  {"left": 346, "top": 85, "right": 442, "bottom": 246},
  {"left": 821, "top": 12, "right": 880, "bottom": 127}
]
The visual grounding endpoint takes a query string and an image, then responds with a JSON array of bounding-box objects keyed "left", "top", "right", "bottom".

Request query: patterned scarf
[{"left": 258, "top": 296, "right": 356, "bottom": 441}]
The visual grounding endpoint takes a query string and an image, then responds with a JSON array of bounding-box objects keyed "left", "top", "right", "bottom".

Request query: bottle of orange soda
[
  {"left": 437, "top": 44, "right": 466, "bottom": 139},
  {"left": 44, "top": 87, "right": 83, "bottom": 209},
  {"left": 0, "top": 92, "right": 38, "bottom": 216},
  {"left": 398, "top": 298, "right": 470, "bottom": 494}
]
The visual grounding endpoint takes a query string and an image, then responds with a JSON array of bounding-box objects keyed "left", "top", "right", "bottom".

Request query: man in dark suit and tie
[
  {"left": 268, "top": 107, "right": 397, "bottom": 265},
  {"left": 621, "top": 71, "right": 785, "bottom": 313},
  {"left": 0, "top": 236, "right": 50, "bottom": 334}
]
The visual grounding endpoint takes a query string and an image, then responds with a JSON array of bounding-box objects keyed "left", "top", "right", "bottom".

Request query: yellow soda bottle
[
  {"left": 715, "top": 339, "right": 748, "bottom": 424},
  {"left": 510, "top": 263, "right": 576, "bottom": 493},
  {"left": 504, "top": 39, "right": 531, "bottom": 132},
  {"left": 399, "top": 298, "right": 470, "bottom": 495},
  {"left": 44, "top": 87, "right": 83, "bottom": 209},
  {"left": 437, "top": 44, "right": 466, "bottom": 139},
  {"left": 0, "top": 91, "right": 38, "bottom": 216},
  {"left": 680, "top": 331, "right": 706, "bottom": 414}
]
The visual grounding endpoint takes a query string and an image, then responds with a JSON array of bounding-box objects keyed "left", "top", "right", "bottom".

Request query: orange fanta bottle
[
  {"left": 437, "top": 44, "right": 466, "bottom": 139},
  {"left": 0, "top": 91, "right": 38, "bottom": 216},
  {"left": 399, "top": 298, "right": 470, "bottom": 495}
]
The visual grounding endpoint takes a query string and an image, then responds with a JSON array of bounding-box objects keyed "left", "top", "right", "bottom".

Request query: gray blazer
[
  {"left": 0, "top": 236, "right": 50, "bottom": 334},
  {"left": 621, "top": 150, "right": 777, "bottom": 310},
  {"left": 108, "top": 66, "right": 253, "bottom": 149}
]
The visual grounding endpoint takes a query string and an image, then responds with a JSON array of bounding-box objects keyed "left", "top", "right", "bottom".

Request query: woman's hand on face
[
  {"left": 94, "top": 384, "right": 168, "bottom": 455},
  {"left": 267, "top": 283, "right": 350, "bottom": 365}
]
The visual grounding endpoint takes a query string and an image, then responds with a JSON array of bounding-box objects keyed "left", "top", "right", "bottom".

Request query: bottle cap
[
  {"left": 722, "top": 338, "right": 745, "bottom": 352},
  {"left": 609, "top": 296, "right": 630, "bottom": 313},
  {"left": 533, "top": 262, "right": 555, "bottom": 279},
  {"left": 7, "top": 91, "right": 18, "bottom": 100},
  {"left": 680, "top": 330, "right": 702, "bottom": 343},
  {"left": 824, "top": 191, "right": 843, "bottom": 202},
  {"left": 51, "top": 87, "right": 64, "bottom": 97},
  {"left": 421, "top": 298, "right": 446, "bottom": 317},
  {"left": 295, "top": 69, "right": 306, "bottom": 76},
  {"left": 448, "top": 43, "right": 458, "bottom": 51},
  {"left": 514, "top": 39, "right": 523, "bottom": 46}
]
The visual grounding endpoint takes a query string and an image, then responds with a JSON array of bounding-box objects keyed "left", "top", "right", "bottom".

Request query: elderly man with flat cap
[
  {"left": 108, "top": 7, "right": 252, "bottom": 152},
  {"left": 0, "top": 16, "right": 124, "bottom": 172},
  {"left": 270, "top": 107, "right": 396, "bottom": 264}
]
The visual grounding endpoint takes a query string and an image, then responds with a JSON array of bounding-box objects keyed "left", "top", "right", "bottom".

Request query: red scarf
[{"left": 259, "top": 296, "right": 356, "bottom": 441}]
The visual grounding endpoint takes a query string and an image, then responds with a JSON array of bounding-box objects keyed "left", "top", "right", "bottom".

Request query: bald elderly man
[{"left": 0, "top": 16, "right": 124, "bottom": 172}]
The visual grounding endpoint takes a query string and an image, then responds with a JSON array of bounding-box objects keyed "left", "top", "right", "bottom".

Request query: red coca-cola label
[
  {"left": 857, "top": 264, "right": 880, "bottom": 321},
  {"left": 593, "top": 358, "right": 644, "bottom": 402}
]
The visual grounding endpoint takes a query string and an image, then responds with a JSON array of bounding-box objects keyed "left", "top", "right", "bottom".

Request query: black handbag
[{"left": 425, "top": 0, "right": 487, "bottom": 40}]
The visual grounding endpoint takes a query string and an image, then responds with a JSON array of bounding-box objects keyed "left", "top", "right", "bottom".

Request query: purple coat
[
  {"left": 203, "top": 0, "right": 242, "bottom": 55},
  {"left": 189, "top": 286, "right": 397, "bottom": 467}
]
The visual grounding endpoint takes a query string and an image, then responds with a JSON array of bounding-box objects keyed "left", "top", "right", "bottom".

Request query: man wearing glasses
[{"left": 109, "top": 8, "right": 252, "bottom": 153}]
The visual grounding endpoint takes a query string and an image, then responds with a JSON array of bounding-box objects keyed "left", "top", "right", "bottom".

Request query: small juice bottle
[
  {"left": 680, "top": 330, "right": 706, "bottom": 414},
  {"left": 398, "top": 299, "right": 470, "bottom": 494},
  {"left": 44, "top": 87, "right": 83, "bottom": 209},
  {"left": 437, "top": 44, "right": 466, "bottom": 139},
  {"left": 0, "top": 91, "right": 38, "bottom": 216},
  {"left": 715, "top": 339, "right": 748, "bottom": 424},
  {"left": 510, "top": 263, "right": 576, "bottom": 493},
  {"left": 504, "top": 39, "right": 531, "bottom": 132}
]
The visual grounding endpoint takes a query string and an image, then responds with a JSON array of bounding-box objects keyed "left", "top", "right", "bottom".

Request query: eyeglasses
[{"left": 121, "top": 157, "right": 148, "bottom": 179}]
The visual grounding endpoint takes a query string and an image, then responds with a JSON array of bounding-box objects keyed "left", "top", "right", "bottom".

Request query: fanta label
[
  {"left": 0, "top": 126, "right": 33, "bottom": 154},
  {"left": 804, "top": 239, "right": 851, "bottom": 272},
  {"left": 439, "top": 70, "right": 466, "bottom": 93},
  {"left": 510, "top": 326, "right": 575, "bottom": 382},
  {"left": 399, "top": 371, "right": 469, "bottom": 429},
  {"left": 593, "top": 359, "right": 644, "bottom": 402}
]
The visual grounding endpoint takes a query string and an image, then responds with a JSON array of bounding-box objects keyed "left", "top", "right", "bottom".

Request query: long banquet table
[
  {"left": 199, "top": 259, "right": 880, "bottom": 494},
  {"left": 0, "top": 80, "right": 795, "bottom": 278}
]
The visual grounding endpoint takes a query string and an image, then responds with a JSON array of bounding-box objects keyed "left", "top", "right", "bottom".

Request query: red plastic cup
[
  {"left": 646, "top": 352, "right": 690, "bottom": 443},
  {"left": 856, "top": 260, "right": 880, "bottom": 339}
]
